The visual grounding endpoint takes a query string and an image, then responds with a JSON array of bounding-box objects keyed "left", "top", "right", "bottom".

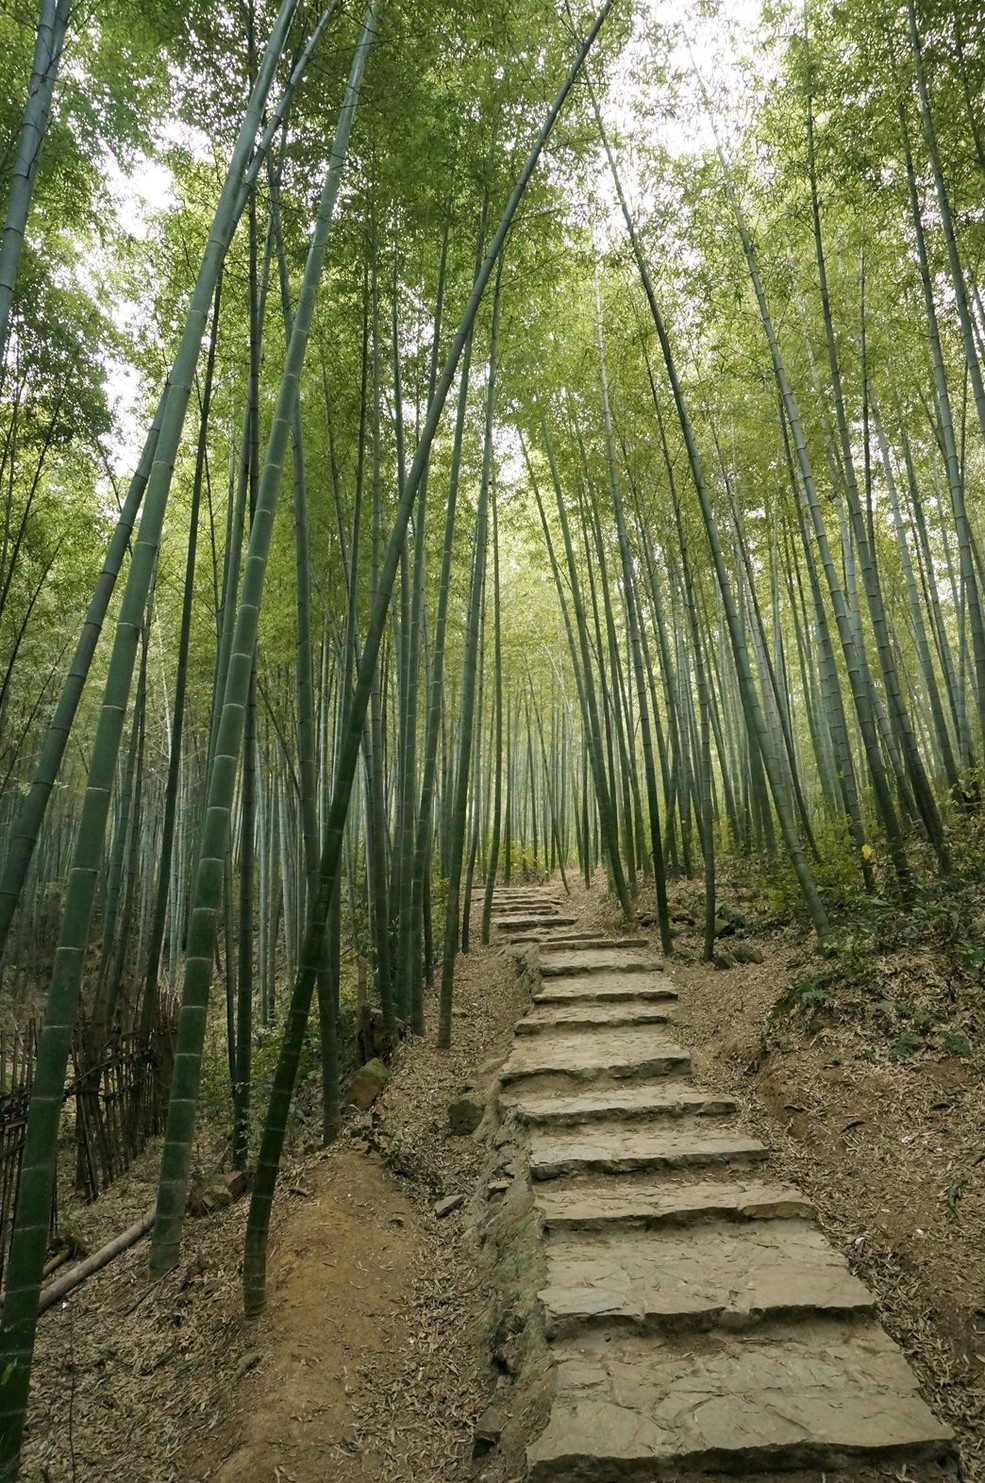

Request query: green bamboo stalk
[
  {"left": 0, "top": 0, "right": 71, "bottom": 383},
  {"left": 442, "top": 257, "right": 502, "bottom": 1028},
  {"left": 0, "top": 8, "right": 304, "bottom": 1464},
  {"left": 593, "top": 273, "right": 671, "bottom": 952},
  {"left": 599, "top": 105, "right": 828, "bottom": 938},
  {"left": 480, "top": 483, "right": 504, "bottom": 946},
  {"left": 242, "top": 2, "right": 618, "bottom": 1318},
  {"left": 149, "top": 1, "right": 377, "bottom": 1278}
]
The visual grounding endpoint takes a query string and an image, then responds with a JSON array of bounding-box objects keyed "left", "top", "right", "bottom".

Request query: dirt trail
[{"left": 184, "top": 1149, "right": 422, "bottom": 1481}]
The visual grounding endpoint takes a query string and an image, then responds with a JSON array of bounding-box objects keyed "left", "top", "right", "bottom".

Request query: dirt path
[{"left": 22, "top": 936, "right": 530, "bottom": 1483}]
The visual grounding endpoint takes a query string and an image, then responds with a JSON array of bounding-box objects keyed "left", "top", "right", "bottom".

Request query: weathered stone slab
[
  {"left": 526, "top": 1326, "right": 954, "bottom": 1478},
  {"left": 535, "top": 1179, "right": 815, "bottom": 1232},
  {"left": 529, "top": 1122, "right": 767, "bottom": 1181},
  {"left": 534, "top": 970, "right": 678, "bottom": 1005},
  {"left": 487, "top": 894, "right": 561, "bottom": 909},
  {"left": 540, "top": 1220, "right": 874, "bottom": 1336},
  {"left": 515, "top": 1002, "right": 675, "bottom": 1035},
  {"left": 539, "top": 948, "right": 663, "bottom": 977},
  {"left": 493, "top": 913, "right": 578, "bottom": 932},
  {"left": 500, "top": 1028, "right": 690, "bottom": 1090},
  {"left": 502, "top": 1084, "right": 735, "bottom": 1127},
  {"left": 500, "top": 931, "right": 618, "bottom": 946}
]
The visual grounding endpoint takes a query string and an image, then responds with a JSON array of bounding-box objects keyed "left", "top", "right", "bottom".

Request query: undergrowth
[{"left": 763, "top": 808, "right": 985, "bottom": 1065}]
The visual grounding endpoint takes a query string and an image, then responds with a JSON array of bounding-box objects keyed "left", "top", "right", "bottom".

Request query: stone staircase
[{"left": 487, "top": 888, "right": 956, "bottom": 1481}]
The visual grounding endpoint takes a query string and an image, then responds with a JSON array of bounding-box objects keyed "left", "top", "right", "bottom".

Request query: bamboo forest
[{"left": 0, "top": 0, "right": 983, "bottom": 1478}]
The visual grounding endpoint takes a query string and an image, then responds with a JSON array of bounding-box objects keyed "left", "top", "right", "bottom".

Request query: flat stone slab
[
  {"left": 488, "top": 895, "right": 561, "bottom": 908},
  {"left": 502, "top": 1084, "right": 736, "bottom": 1127},
  {"left": 530, "top": 1122, "right": 767, "bottom": 1181},
  {"left": 502, "top": 931, "right": 623, "bottom": 946},
  {"left": 535, "top": 1179, "right": 815, "bottom": 1232},
  {"left": 527, "top": 1325, "right": 953, "bottom": 1478},
  {"left": 534, "top": 971, "right": 678, "bottom": 1005},
  {"left": 500, "top": 1028, "right": 690, "bottom": 1089},
  {"left": 516, "top": 1003, "right": 675, "bottom": 1035},
  {"left": 494, "top": 914, "right": 578, "bottom": 932},
  {"left": 539, "top": 948, "right": 664, "bottom": 977},
  {"left": 540, "top": 1220, "right": 874, "bottom": 1335}
]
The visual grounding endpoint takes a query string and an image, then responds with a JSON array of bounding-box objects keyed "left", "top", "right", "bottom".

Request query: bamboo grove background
[{"left": 1, "top": 0, "right": 985, "bottom": 1472}]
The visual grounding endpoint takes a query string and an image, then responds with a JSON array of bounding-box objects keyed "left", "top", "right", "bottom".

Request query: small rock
[
  {"left": 713, "top": 949, "right": 735, "bottom": 971},
  {"left": 348, "top": 1057, "right": 390, "bottom": 1110},
  {"left": 356, "top": 1004, "right": 395, "bottom": 1065},
  {"left": 187, "top": 1178, "right": 233, "bottom": 1217},
  {"left": 487, "top": 1179, "right": 511, "bottom": 1196},
  {"left": 491, "top": 1312, "right": 525, "bottom": 1376},
  {"left": 434, "top": 1194, "right": 466, "bottom": 1219},
  {"left": 448, "top": 1094, "right": 484, "bottom": 1135},
  {"left": 224, "top": 1169, "right": 252, "bottom": 1201},
  {"left": 472, "top": 1401, "right": 507, "bottom": 1458},
  {"left": 234, "top": 1350, "right": 261, "bottom": 1382}
]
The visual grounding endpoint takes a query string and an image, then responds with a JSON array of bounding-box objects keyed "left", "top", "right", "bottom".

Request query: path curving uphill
[{"left": 486, "top": 887, "right": 956, "bottom": 1482}]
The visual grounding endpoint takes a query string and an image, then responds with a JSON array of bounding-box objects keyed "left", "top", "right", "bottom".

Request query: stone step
[
  {"left": 535, "top": 1178, "right": 815, "bottom": 1232},
  {"left": 515, "top": 1002, "right": 676, "bottom": 1035},
  {"left": 504, "top": 931, "right": 649, "bottom": 943},
  {"left": 526, "top": 1324, "right": 954, "bottom": 1479},
  {"left": 539, "top": 948, "right": 663, "bottom": 977},
  {"left": 500, "top": 1028, "right": 690, "bottom": 1093},
  {"left": 493, "top": 914, "right": 578, "bottom": 932},
  {"left": 503, "top": 1084, "right": 736, "bottom": 1127},
  {"left": 530, "top": 1122, "right": 768, "bottom": 1181},
  {"left": 539, "top": 1219, "right": 875, "bottom": 1337},
  {"left": 534, "top": 971, "right": 678, "bottom": 1005},
  {"left": 486, "top": 894, "right": 561, "bottom": 908}
]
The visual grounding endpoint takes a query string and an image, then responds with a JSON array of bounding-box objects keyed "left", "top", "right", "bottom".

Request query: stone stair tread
[
  {"left": 539, "top": 948, "right": 664, "bottom": 977},
  {"left": 503, "top": 1083, "right": 733, "bottom": 1125},
  {"left": 540, "top": 1219, "right": 874, "bottom": 1333},
  {"left": 493, "top": 914, "right": 578, "bottom": 931},
  {"left": 487, "top": 894, "right": 561, "bottom": 906},
  {"left": 534, "top": 970, "right": 678, "bottom": 1003},
  {"left": 502, "top": 931, "right": 625, "bottom": 946},
  {"left": 500, "top": 1028, "right": 690, "bottom": 1087},
  {"left": 516, "top": 1002, "right": 675, "bottom": 1034},
  {"left": 530, "top": 1122, "right": 767, "bottom": 1180},
  {"left": 527, "top": 1325, "right": 954, "bottom": 1479},
  {"left": 535, "top": 1178, "right": 815, "bottom": 1230}
]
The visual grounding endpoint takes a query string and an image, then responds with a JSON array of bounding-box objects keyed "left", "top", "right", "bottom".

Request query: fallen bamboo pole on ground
[{"left": 37, "top": 1209, "right": 154, "bottom": 1314}]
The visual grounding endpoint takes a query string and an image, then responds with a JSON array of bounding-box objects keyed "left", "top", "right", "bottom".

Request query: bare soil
[{"left": 22, "top": 930, "right": 530, "bottom": 1483}]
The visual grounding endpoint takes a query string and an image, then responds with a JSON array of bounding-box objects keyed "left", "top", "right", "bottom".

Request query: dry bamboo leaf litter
[{"left": 20, "top": 894, "right": 541, "bottom": 1482}]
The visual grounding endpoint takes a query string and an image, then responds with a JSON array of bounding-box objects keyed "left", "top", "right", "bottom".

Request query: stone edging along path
[{"left": 475, "top": 887, "right": 957, "bottom": 1482}]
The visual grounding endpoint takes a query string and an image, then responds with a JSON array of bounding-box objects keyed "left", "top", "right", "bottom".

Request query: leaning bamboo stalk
[
  {"left": 150, "top": 2, "right": 377, "bottom": 1279},
  {"left": 0, "top": 9, "right": 306, "bottom": 1470},
  {"left": 242, "top": 1, "right": 619, "bottom": 1320}
]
